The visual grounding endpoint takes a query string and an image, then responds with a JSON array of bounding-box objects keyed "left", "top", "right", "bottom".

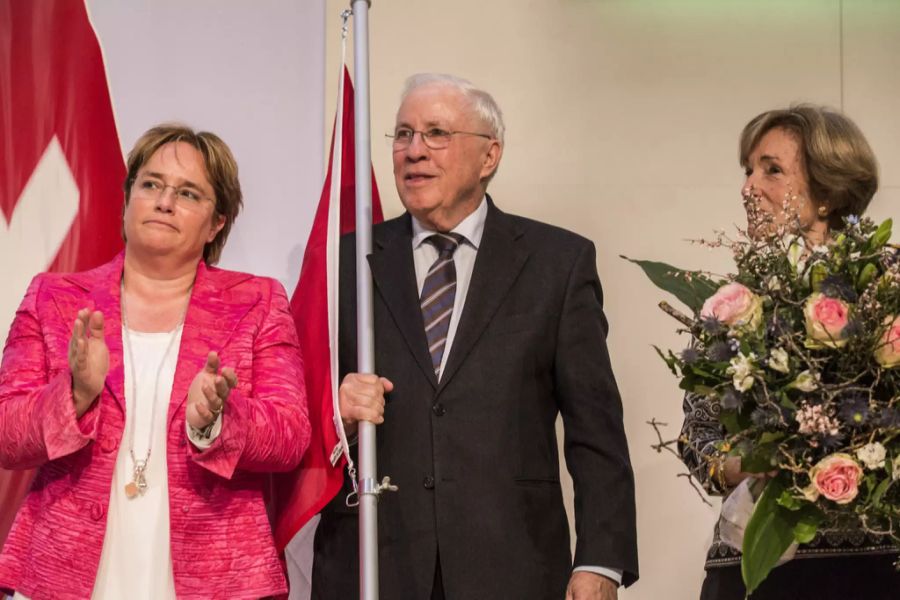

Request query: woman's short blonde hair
[
  {"left": 739, "top": 105, "right": 878, "bottom": 229},
  {"left": 124, "top": 123, "right": 242, "bottom": 264}
]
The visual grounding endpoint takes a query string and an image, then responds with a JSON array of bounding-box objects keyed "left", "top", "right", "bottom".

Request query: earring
[{"left": 817, "top": 205, "right": 828, "bottom": 218}]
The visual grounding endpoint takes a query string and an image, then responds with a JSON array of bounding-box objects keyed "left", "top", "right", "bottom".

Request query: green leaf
[
  {"left": 856, "top": 262, "right": 879, "bottom": 291},
  {"left": 810, "top": 263, "right": 829, "bottom": 292},
  {"left": 621, "top": 256, "right": 719, "bottom": 312},
  {"left": 652, "top": 345, "right": 679, "bottom": 376},
  {"left": 678, "top": 375, "right": 697, "bottom": 392},
  {"left": 778, "top": 393, "right": 798, "bottom": 410},
  {"left": 791, "top": 510, "right": 820, "bottom": 544},
  {"left": 869, "top": 218, "right": 893, "bottom": 252},
  {"left": 776, "top": 489, "right": 802, "bottom": 511},
  {"left": 759, "top": 432, "right": 785, "bottom": 445},
  {"left": 871, "top": 477, "right": 893, "bottom": 507},
  {"left": 739, "top": 447, "right": 778, "bottom": 473},
  {"left": 742, "top": 478, "right": 796, "bottom": 594},
  {"left": 692, "top": 385, "right": 717, "bottom": 396},
  {"left": 719, "top": 410, "right": 742, "bottom": 435}
]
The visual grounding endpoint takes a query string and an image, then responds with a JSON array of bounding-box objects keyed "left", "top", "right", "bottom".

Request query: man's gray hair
[{"left": 401, "top": 73, "right": 505, "bottom": 144}]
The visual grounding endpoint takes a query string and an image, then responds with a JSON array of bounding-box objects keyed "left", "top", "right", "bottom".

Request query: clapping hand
[
  {"left": 186, "top": 351, "right": 237, "bottom": 430},
  {"left": 68, "top": 308, "right": 109, "bottom": 418}
]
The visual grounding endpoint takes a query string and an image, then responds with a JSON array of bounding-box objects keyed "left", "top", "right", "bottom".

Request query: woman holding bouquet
[{"left": 680, "top": 105, "right": 899, "bottom": 599}]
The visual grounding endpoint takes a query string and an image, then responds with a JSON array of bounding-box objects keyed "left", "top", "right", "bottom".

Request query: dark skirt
[{"left": 700, "top": 553, "right": 900, "bottom": 600}]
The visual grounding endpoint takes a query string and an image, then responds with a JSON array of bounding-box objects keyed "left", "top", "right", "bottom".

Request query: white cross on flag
[{"left": 0, "top": 0, "right": 125, "bottom": 547}]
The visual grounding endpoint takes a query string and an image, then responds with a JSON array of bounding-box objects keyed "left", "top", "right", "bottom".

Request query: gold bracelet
[{"left": 709, "top": 453, "right": 729, "bottom": 492}]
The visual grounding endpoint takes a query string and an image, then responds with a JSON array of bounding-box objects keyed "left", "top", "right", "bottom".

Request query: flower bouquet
[{"left": 627, "top": 216, "right": 900, "bottom": 593}]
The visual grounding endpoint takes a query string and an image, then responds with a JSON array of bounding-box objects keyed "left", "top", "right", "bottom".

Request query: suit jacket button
[
  {"left": 100, "top": 436, "right": 117, "bottom": 453},
  {"left": 90, "top": 503, "right": 105, "bottom": 521},
  {"left": 431, "top": 403, "right": 446, "bottom": 417},
  {"left": 182, "top": 504, "right": 190, "bottom": 514},
  {"left": 422, "top": 476, "right": 435, "bottom": 489}
]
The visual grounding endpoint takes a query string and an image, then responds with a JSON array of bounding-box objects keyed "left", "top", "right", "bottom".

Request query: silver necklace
[{"left": 120, "top": 281, "right": 188, "bottom": 499}]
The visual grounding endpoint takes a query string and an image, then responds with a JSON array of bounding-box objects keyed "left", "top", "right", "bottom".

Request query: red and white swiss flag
[{"left": 0, "top": 0, "right": 125, "bottom": 547}]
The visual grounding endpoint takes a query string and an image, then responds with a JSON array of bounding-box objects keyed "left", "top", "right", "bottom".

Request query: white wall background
[
  {"left": 86, "top": 0, "right": 327, "bottom": 291},
  {"left": 326, "top": 1, "right": 900, "bottom": 598},
  {"left": 6, "top": 1, "right": 899, "bottom": 598}
]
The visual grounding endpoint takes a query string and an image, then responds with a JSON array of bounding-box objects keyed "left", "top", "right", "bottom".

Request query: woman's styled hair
[{"left": 739, "top": 105, "right": 878, "bottom": 229}]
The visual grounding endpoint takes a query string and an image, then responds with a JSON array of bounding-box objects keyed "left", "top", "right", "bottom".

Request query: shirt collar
[{"left": 411, "top": 197, "right": 487, "bottom": 250}]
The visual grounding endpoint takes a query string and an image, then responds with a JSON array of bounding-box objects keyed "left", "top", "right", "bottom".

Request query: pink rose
[
  {"left": 874, "top": 315, "right": 900, "bottom": 368},
  {"left": 803, "top": 293, "right": 850, "bottom": 349},
  {"left": 808, "top": 454, "right": 862, "bottom": 505},
  {"left": 700, "top": 282, "right": 762, "bottom": 332}
]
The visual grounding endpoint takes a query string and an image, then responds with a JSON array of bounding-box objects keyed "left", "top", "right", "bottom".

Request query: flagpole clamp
[{"left": 362, "top": 476, "right": 398, "bottom": 498}]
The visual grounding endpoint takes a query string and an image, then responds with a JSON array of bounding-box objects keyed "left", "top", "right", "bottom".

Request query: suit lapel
[
  {"left": 59, "top": 253, "right": 127, "bottom": 413},
  {"left": 166, "top": 262, "right": 256, "bottom": 430},
  {"left": 368, "top": 215, "right": 439, "bottom": 388},
  {"left": 53, "top": 253, "right": 125, "bottom": 413},
  {"left": 438, "top": 200, "right": 528, "bottom": 391}
]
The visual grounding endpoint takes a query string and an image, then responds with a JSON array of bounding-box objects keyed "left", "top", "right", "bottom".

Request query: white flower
[
  {"left": 893, "top": 456, "right": 900, "bottom": 481},
  {"left": 767, "top": 276, "right": 782, "bottom": 292},
  {"left": 767, "top": 347, "right": 790, "bottom": 374},
  {"left": 855, "top": 442, "right": 887, "bottom": 470},
  {"left": 791, "top": 370, "right": 819, "bottom": 392},
  {"left": 787, "top": 237, "right": 807, "bottom": 272},
  {"left": 796, "top": 403, "right": 840, "bottom": 436},
  {"left": 727, "top": 352, "right": 757, "bottom": 392}
]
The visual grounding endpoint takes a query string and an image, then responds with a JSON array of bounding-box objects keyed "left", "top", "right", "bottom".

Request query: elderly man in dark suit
[{"left": 312, "top": 73, "right": 638, "bottom": 600}]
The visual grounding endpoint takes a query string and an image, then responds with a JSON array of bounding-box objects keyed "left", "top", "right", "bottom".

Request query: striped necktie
[{"left": 420, "top": 232, "right": 465, "bottom": 378}]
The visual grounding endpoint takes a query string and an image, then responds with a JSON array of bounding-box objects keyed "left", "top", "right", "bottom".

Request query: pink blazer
[{"left": 0, "top": 253, "right": 310, "bottom": 600}]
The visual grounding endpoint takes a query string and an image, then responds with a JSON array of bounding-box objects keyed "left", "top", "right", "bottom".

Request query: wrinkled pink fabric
[{"left": 0, "top": 253, "right": 310, "bottom": 600}]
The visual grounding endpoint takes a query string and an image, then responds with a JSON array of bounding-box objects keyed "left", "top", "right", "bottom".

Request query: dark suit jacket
[{"left": 313, "top": 198, "right": 638, "bottom": 599}]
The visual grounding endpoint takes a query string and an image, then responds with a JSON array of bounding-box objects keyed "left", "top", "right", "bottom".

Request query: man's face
[{"left": 392, "top": 84, "right": 501, "bottom": 231}]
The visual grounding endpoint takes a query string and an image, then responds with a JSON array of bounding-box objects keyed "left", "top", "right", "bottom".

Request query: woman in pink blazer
[{"left": 0, "top": 125, "right": 310, "bottom": 600}]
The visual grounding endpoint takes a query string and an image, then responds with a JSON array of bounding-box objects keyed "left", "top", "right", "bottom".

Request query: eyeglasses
[
  {"left": 130, "top": 176, "right": 213, "bottom": 206},
  {"left": 386, "top": 127, "right": 493, "bottom": 150}
]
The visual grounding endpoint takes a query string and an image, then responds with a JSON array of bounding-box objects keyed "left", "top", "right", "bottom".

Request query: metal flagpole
[{"left": 350, "top": 2, "right": 396, "bottom": 599}]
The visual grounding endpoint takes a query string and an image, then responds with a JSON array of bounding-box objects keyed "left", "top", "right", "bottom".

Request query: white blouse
[
  {"left": 16, "top": 327, "right": 183, "bottom": 600},
  {"left": 91, "top": 326, "right": 183, "bottom": 599}
]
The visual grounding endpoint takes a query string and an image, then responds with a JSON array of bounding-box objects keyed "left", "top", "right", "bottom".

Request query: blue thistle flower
[
  {"left": 707, "top": 341, "right": 736, "bottom": 362},
  {"left": 720, "top": 389, "right": 745, "bottom": 410},
  {"left": 819, "top": 432, "right": 846, "bottom": 452},
  {"left": 750, "top": 407, "right": 781, "bottom": 429},
  {"left": 701, "top": 317, "right": 726, "bottom": 336},
  {"left": 680, "top": 348, "right": 701, "bottom": 364},
  {"left": 820, "top": 275, "right": 858, "bottom": 303},
  {"left": 837, "top": 395, "right": 870, "bottom": 427},
  {"left": 875, "top": 406, "right": 900, "bottom": 428}
]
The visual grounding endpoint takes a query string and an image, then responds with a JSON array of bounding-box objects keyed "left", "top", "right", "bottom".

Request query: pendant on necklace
[
  {"left": 126, "top": 459, "right": 149, "bottom": 499},
  {"left": 125, "top": 482, "right": 140, "bottom": 499}
]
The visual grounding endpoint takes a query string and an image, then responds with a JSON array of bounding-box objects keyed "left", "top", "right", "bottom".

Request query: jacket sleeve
[
  {"left": 555, "top": 241, "right": 639, "bottom": 586},
  {"left": 189, "top": 279, "right": 310, "bottom": 479},
  {"left": 0, "top": 275, "right": 98, "bottom": 470},
  {"left": 679, "top": 391, "right": 729, "bottom": 495}
]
